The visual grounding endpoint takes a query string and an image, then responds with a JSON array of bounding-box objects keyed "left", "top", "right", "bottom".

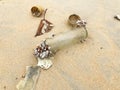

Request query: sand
[{"left": 0, "top": 0, "right": 120, "bottom": 90}]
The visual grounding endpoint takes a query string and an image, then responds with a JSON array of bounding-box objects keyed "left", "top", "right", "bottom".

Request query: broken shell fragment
[
  {"left": 37, "top": 58, "right": 53, "bottom": 70},
  {"left": 68, "top": 14, "right": 81, "bottom": 26},
  {"left": 31, "top": 6, "right": 43, "bottom": 17},
  {"left": 114, "top": 15, "right": 120, "bottom": 21}
]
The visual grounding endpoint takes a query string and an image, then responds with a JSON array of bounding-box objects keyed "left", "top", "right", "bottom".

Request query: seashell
[
  {"left": 68, "top": 14, "right": 81, "bottom": 26},
  {"left": 37, "top": 58, "right": 53, "bottom": 69},
  {"left": 114, "top": 15, "right": 120, "bottom": 21},
  {"left": 31, "top": 6, "right": 44, "bottom": 17}
]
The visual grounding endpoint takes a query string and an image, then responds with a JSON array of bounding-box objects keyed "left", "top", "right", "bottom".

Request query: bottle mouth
[
  {"left": 68, "top": 14, "right": 81, "bottom": 25},
  {"left": 31, "top": 6, "right": 43, "bottom": 17}
]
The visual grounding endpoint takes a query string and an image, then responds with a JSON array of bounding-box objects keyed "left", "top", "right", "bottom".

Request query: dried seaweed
[{"left": 17, "top": 27, "right": 88, "bottom": 90}]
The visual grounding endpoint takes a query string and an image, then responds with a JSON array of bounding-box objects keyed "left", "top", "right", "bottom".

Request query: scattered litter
[
  {"left": 17, "top": 27, "right": 88, "bottom": 90},
  {"left": 16, "top": 77, "right": 18, "bottom": 80},
  {"left": 17, "top": 10, "right": 88, "bottom": 90},
  {"left": 114, "top": 15, "right": 120, "bottom": 21},
  {"left": 31, "top": 6, "right": 44, "bottom": 17},
  {"left": 35, "top": 9, "right": 54, "bottom": 37},
  {"left": 52, "top": 34, "right": 55, "bottom": 37},
  {"left": 68, "top": 14, "right": 81, "bottom": 26}
]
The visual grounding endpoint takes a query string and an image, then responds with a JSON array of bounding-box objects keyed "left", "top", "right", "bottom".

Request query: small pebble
[
  {"left": 52, "top": 34, "right": 55, "bottom": 37},
  {"left": 16, "top": 77, "right": 18, "bottom": 80},
  {"left": 21, "top": 75, "right": 25, "bottom": 78},
  {"left": 100, "top": 47, "right": 103, "bottom": 49},
  {"left": 4, "top": 86, "right": 6, "bottom": 89}
]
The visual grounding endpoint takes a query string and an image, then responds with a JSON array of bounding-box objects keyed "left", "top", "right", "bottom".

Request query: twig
[
  {"left": 35, "top": 20, "right": 44, "bottom": 37},
  {"left": 43, "top": 9, "right": 48, "bottom": 20}
]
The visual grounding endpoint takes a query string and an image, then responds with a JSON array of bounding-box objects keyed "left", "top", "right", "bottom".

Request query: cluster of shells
[{"left": 34, "top": 41, "right": 52, "bottom": 59}]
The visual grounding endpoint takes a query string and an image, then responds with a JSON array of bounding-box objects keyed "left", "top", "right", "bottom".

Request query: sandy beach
[{"left": 0, "top": 0, "right": 120, "bottom": 90}]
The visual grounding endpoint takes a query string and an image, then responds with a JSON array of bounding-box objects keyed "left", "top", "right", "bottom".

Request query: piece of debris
[
  {"left": 100, "top": 47, "right": 103, "bottom": 49},
  {"left": 47, "top": 28, "right": 88, "bottom": 52},
  {"left": 114, "top": 15, "right": 120, "bottom": 21},
  {"left": 21, "top": 75, "right": 25, "bottom": 78},
  {"left": 68, "top": 14, "right": 87, "bottom": 28},
  {"left": 16, "top": 66, "right": 40, "bottom": 90},
  {"left": 31, "top": 6, "right": 44, "bottom": 17},
  {"left": 37, "top": 58, "right": 53, "bottom": 69},
  {"left": 17, "top": 14, "right": 88, "bottom": 90},
  {"left": 16, "top": 77, "right": 18, "bottom": 80},
  {"left": 35, "top": 9, "right": 54, "bottom": 37}
]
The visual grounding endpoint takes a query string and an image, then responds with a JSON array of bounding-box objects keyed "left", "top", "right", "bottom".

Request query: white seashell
[
  {"left": 34, "top": 49, "right": 38, "bottom": 55},
  {"left": 114, "top": 15, "right": 120, "bottom": 21},
  {"left": 37, "top": 58, "right": 53, "bottom": 69}
]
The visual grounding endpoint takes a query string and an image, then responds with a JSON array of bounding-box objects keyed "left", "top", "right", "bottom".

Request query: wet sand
[{"left": 0, "top": 0, "right": 120, "bottom": 90}]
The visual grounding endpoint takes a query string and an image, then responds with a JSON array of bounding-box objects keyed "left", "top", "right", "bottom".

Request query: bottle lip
[
  {"left": 31, "top": 6, "right": 43, "bottom": 17},
  {"left": 68, "top": 14, "right": 81, "bottom": 25},
  {"left": 83, "top": 27, "right": 88, "bottom": 38}
]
